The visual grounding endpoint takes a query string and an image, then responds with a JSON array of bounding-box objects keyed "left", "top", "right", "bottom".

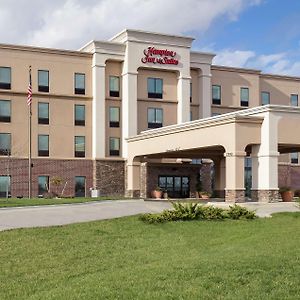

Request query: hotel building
[{"left": 0, "top": 29, "right": 300, "bottom": 201}]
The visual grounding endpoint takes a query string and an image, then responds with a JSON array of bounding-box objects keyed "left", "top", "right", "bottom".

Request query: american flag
[{"left": 27, "top": 68, "right": 32, "bottom": 106}]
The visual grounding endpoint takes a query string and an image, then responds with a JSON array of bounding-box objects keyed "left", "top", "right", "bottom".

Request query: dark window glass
[
  {"left": 0, "top": 67, "right": 11, "bottom": 89},
  {"left": 241, "top": 87, "right": 249, "bottom": 107},
  {"left": 75, "top": 176, "right": 86, "bottom": 197},
  {"left": 109, "top": 137, "right": 120, "bottom": 156},
  {"left": 75, "top": 73, "right": 85, "bottom": 95},
  {"left": 75, "top": 105, "right": 85, "bottom": 126},
  {"left": 38, "top": 70, "right": 49, "bottom": 92},
  {"left": 0, "top": 133, "right": 11, "bottom": 155},
  {"left": 38, "top": 135, "right": 49, "bottom": 156},
  {"left": 109, "top": 107, "right": 120, "bottom": 127},
  {"left": 291, "top": 152, "right": 298, "bottom": 164},
  {"left": 261, "top": 92, "right": 270, "bottom": 105},
  {"left": 291, "top": 94, "right": 298, "bottom": 107},
  {"left": 148, "top": 108, "right": 163, "bottom": 128},
  {"left": 0, "top": 176, "right": 10, "bottom": 198},
  {"left": 0, "top": 100, "right": 11, "bottom": 122},
  {"left": 109, "top": 76, "right": 120, "bottom": 97},
  {"left": 212, "top": 85, "right": 221, "bottom": 105},
  {"left": 75, "top": 136, "right": 85, "bottom": 157},
  {"left": 148, "top": 78, "right": 163, "bottom": 99},
  {"left": 38, "top": 102, "right": 49, "bottom": 124},
  {"left": 38, "top": 176, "right": 49, "bottom": 195}
]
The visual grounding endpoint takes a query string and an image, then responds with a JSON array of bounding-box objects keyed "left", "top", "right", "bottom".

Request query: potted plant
[
  {"left": 163, "top": 190, "right": 168, "bottom": 199},
  {"left": 199, "top": 191, "right": 211, "bottom": 200},
  {"left": 279, "top": 186, "right": 294, "bottom": 202},
  {"left": 151, "top": 186, "right": 163, "bottom": 199}
]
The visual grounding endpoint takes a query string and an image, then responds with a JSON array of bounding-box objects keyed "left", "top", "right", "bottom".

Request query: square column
[
  {"left": 214, "top": 157, "right": 226, "bottom": 198},
  {"left": 122, "top": 71, "right": 138, "bottom": 157},
  {"left": 125, "top": 161, "right": 141, "bottom": 198},
  {"left": 198, "top": 69, "right": 212, "bottom": 119},
  {"left": 92, "top": 62, "right": 106, "bottom": 159},
  {"left": 177, "top": 75, "right": 191, "bottom": 123},
  {"left": 225, "top": 152, "right": 246, "bottom": 202}
]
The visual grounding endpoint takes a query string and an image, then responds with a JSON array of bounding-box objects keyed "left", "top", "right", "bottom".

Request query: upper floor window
[
  {"left": 0, "top": 100, "right": 11, "bottom": 122},
  {"left": 74, "top": 104, "right": 85, "bottom": 126},
  {"left": 74, "top": 73, "right": 85, "bottom": 95},
  {"left": 148, "top": 78, "right": 163, "bottom": 99},
  {"left": 148, "top": 108, "right": 163, "bottom": 128},
  {"left": 291, "top": 152, "right": 298, "bottom": 164},
  {"left": 291, "top": 94, "right": 298, "bottom": 107},
  {"left": 38, "top": 134, "right": 49, "bottom": 157},
  {"left": 0, "top": 67, "right": 11, "bottom": 90},
  {"left": 109, "top": 137, "right": 120, "bottom": 156},
  {"left": 0, "top": 133, "right": 11, "bottom": 155},
  {"left": 109, "top": 76, "right": 120, "bottom": 97},
  {"left": 109, "top": 107, "right": 120, "bottom": 127},
  {"left": 38, "top": 70, "right": 49, "bottom": 92},
  {"left": 38, "top": 102, "right": 49, "bottom": 125},
  {"left": 212, "top": 85, "right": 221, "bottom": 105},
  {"left": 240, "top": 87, "right": 249, "bottom": 107},
  {"left": 75, "top": 136, "right": 85, "bottom": 157},
  {"left": 261, "top": 92, "right": 270, "bottom": 106}
]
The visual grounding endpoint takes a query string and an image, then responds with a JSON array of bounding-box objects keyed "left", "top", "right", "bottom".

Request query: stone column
[
  {"left": 126, "top": 161, "right": 141, "bottom": 198},
  {"left": 198, "top": 67, "right": 212, "bottom": 119},
  {"left": 225, "top": 151, "right": 246, "bottom": 202},
  {"left": 214, "top": 157, "right": 226, "bottom": 198},
  {"left": 251, "top": 112, "right": 281, "bottom": 202},
  {"left": 177, "top": 75, "right": 191, "bottom": 123},
  {"left": 92, "top": 59, "right": 106, "bottom": 159},
  {"left": 122, "top": 71, "right": 138, "bottom": 157}
]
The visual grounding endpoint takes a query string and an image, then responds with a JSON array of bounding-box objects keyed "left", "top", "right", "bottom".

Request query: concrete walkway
[{"left": 0, "top": 200, "right": 299, "bottom": 231}]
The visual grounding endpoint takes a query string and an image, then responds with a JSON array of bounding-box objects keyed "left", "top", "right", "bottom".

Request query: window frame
[
  {"left": 0, "top": 175, "right": 11, "bottom": 198},
  {"left": 291, "top": 94, "right": 298, "bottom": 107},
  {"left": 74, "top": 136, "right": 85, "bottom": 158},
  {"left": 74, "top": 104, "right": 85, "bottom": 126},
  {"left": 291, "top": 152, "right": 298, "bottom": 164},
  {"left": 147, "top": 107, "right": 163, "bottom": 129},
  {"left": 147, "top": 78, "right": 163, "bottom": 99},
  {"left": 38, "top": 134, "right": 49, "bottom": 157},
  {"left": 74, "top": 73, "right": 85, "bottom": 95},
  {"left": 75, "top": 176, "right": 86, "bottom": 197},
  {"left": 0, "top": 100, "right": 11, "bottom": 122},
  {"left": 0, "top": 133, "right": 11, "bottom": 155},
  {"left": 109, "top": 106, "right": 120, "bottom": 128},
  {"left": 212, "top": 85, "right": 221, "bottom": 105},
  {"left": 261, "top": 91, "right": 270, "bottom": 106},
  {"left": 38, "top": 102, "right": 49, "bottom": 125},
  {"left": 240, "top": 87, "right": 249, "bottom": 107},
  {"left": 109, "top": 137, "right": 120, "bottom": 156},
  {"left": 109, "top": 76, "right": 120, "bottom": 97},
  {"left": 38, "top": 175, "right": 49, "bottom": 196},
  {"left": 38, "top": 70, "right": 49, "bottom": 93},
  {"left": 0, "top": 67, "right": 11, "bottom": 90}
]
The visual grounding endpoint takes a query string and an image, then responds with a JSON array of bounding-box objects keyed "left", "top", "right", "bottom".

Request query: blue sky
[{"left": 0, "top": 0, "right": 299, "bottom": 75}]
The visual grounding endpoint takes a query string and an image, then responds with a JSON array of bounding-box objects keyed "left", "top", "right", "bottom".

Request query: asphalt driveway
[{"left": 0, "top": 200, "right": 299, "bottom": 231}]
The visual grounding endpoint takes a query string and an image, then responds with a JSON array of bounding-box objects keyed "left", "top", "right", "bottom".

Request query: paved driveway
[{"left": 0, "top": 200, "right": 299, "bottom": 231}]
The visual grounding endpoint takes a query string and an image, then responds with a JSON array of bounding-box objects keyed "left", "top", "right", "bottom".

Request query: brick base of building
[
  {"left": 225, "top": 189, "right": 245, "bottom": 202},
  {"left": 251, "top": 190, "right": 280, "bottom": 202},
  {"left": 125, "top": 190, "right": 140, "bottom": 198}
]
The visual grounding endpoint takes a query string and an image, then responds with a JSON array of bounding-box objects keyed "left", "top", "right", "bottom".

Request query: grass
[
  {"left": 0, "top": 196, "right": 127, "bottom": 208},
  {"left": 0, "top": 213, "right": 299, "bottom": 299}
]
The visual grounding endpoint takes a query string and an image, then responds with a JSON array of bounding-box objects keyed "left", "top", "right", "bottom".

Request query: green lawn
[
  {"left": 0, "top": 197, "right": 126, "bottom": 208},
  {"left": 0, "top": 213, "right": 299, "bottom": 299}
]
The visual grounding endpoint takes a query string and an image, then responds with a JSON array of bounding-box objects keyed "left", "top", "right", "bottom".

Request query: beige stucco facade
[{"left": 1, "top": 29, "right": 300, "bottom": 200}]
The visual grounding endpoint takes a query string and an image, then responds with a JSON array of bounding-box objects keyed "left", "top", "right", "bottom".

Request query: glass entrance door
[{"left": 158, "top": 175, "right": 190, "bottom": 198}]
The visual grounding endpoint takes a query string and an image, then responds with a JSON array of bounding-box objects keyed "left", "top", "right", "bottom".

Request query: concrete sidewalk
[{"left": 0, "top": 200, "right": 299, "bottom": 231}]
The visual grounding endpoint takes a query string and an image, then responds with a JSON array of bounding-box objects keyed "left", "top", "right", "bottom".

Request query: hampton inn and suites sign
[{"left": 141, "top": 47, "right": 179, "bottom": 65}]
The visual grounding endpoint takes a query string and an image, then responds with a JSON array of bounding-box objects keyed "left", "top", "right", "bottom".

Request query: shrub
[{"left": 227, "top": 204, "right": 257, "bottom": 220}]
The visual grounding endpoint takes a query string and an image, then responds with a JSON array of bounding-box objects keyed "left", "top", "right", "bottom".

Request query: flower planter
[
  {"left": 152, "top": 190, "right": 163, "bottom": 199},
  {"left": 280, "top": 191, "right": 294, "bottom": 202}
]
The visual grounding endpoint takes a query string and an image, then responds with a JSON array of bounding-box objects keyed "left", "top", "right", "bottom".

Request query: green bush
[{"left": 140, "top": 203, "right": 257, "bottom": 223}]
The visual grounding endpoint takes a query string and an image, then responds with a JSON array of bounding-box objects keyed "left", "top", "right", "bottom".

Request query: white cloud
[
  {"left": 0, "top": 0, "right": 262, "bottom": 49},
  {"left": 213, "top": 49, "right": 256, "bottom": 67}
]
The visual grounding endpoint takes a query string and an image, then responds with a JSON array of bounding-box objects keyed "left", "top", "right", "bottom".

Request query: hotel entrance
[{"left": 158, "top": 175, "right": 190, "bottom": 198}]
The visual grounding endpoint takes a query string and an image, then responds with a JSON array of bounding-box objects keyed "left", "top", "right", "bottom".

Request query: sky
[{"left": 1, "top": 0, "right": 300, "bottom": 76}]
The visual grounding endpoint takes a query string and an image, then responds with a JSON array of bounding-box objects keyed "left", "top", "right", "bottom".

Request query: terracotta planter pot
[
  {"left": 152, "top": 190, "right": 163, "bottom": 199},
  {"left": 280, "top": 191, "right": 294, "bottom": 202},
  {"left": 200, "top": 194, "right": 210, "bottom": 200}
]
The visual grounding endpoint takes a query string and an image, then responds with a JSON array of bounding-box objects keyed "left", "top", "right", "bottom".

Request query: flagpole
[{"left": 28, "top": 66, "right": 32, "bottom": 199}]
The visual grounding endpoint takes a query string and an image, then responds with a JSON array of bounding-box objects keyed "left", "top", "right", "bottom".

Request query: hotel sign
[{"left": 141, "top": 47, "right": 179, "bottom": 65}]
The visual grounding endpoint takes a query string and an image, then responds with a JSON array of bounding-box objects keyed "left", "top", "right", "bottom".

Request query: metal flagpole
[{"left": 28, "top": 66, "right": 32, "bottom": 199}]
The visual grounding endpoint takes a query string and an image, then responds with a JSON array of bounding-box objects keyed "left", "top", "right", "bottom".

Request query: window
[
  {"left": 109, "top": 76, "right": 120, "bottom": 97},
  {"left": 74, "top": 73, "right": 85, "bottom": 95},
  {"left": 75, "top": 105, "right": 85, "bottom": 126},
  {"left": 109, "top": 107, "right": 120, "bottom": 127},
  {"left": 0, "top": 67, "right": 11, "bottom": 89},
  {"left": 109, "top": 137, "right": 120, "bottom": 156},
  {"left": 38, "top": 135, "right": 49, "bottom": 157},
  {"left": 75, "top": 176, "right": 86, "bottom": 197},
  {"left": 212, "top": 85, "right": 221, "bottom": 105},
  {"left": 261, "top": 92, "right": 270, "bottom": 105},
  {"left": 0, "top": 100, "right": 11, "bottom": 122},
  {"left": 0, "top": 133, "right": 11, "bottom": 155},
  {"left": 190, "top": 82, "right": 192, "bottom": 103},
  {"left": 0, "top": 176, "right": 10, "bottom": 198},
  {"left": 38, "top": 70, "right": 49, "bottom": 92},
  {"left": 291, "top": 94, "right": 298, "bottom": 107},
  {"left": 241, "top": 87, "right": 249, "bottom": 107},
  {"left": 291, "top": 152, "right": 298, "bottom": 164},
  {"left": 38, "top": 102, "right": 49, "bottom": 124},
  {"left": 148, "top": 108, "right": 163, "bottom": 128},
  {"left": 75, "top": 136, "right": 85, "bottom": 157},
  {"left": 38, "top": 176, "right": 49, "bottom": 196},
  {"left": 148, "top": 78, "right": 163, "bottom": 99}
]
